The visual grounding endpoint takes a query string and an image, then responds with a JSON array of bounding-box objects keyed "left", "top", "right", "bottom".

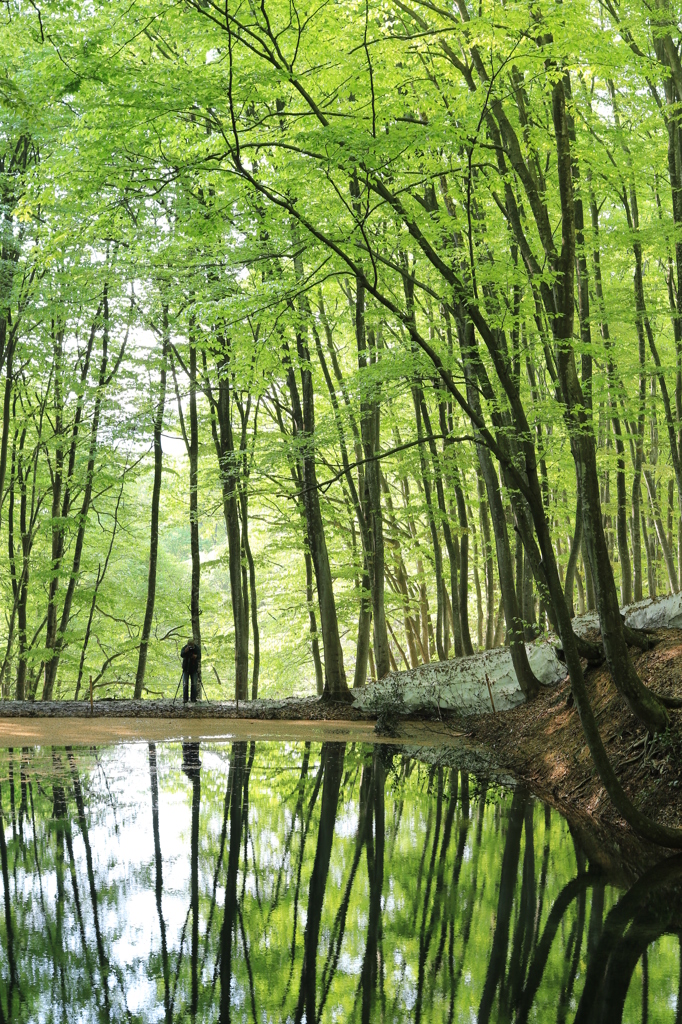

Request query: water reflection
[{"left": 0, "top": 740, "right": 680, "bottom": 1022}]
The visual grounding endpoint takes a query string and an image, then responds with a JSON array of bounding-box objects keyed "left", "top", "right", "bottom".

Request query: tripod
[
  {"left": 172, "top": 671, "right": 183, "bottom": 704},
  {"left": 172, "top": 669, "right": 210, "bottom": 704}
]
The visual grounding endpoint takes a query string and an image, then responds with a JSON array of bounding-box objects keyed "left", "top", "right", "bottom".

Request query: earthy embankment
[
  {"left": 464, "top": 627, "right": 682, "bottom": 874},
  {"left": 1, "top": 632, "right": 682, "bottom": 874}
]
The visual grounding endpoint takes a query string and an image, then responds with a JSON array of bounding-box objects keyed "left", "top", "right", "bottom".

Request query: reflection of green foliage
[{"left": 0, "top": 742, "right": 680, "bottom": 1022}]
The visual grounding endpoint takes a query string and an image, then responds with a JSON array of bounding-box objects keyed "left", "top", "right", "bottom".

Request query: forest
[{"left": 2, "top": 0, "right": 682, "bottom": 827}]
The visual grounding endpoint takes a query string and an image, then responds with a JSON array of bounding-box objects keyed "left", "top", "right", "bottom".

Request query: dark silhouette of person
[{"left": 180, "top": 640, "right": 201, "bottom": 704}]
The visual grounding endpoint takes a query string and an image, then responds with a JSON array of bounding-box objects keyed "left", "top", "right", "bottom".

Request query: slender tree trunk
[
  {"left": 643, "top": 468, "right": 679, "bottom": 592},
  {"left": 305, "top": 548, "right": 324, "bottom": 694},
  {"left": 286, "top": 335, "right": 349, "bottom": 699},
  {"left": 0, "top": 335, "right": 13, "bottom": 527},
  {"left": 354, "top": 568, "right": 372, "bottom": 688},
  {"left": 42, "top": 294, "right": 110, "bottom": 700},
  {"left": 455, "top": 479, "right": 475, "bottom": 655},
  {"left": 413, "top": 387, "right": 446, "bottom": 661},
  {"left": 474, "top": 436, "right": 539, "bottom": 697},
  {"left": 632, "top": 463, "right": 644, "bottom": 602},
  {"left": 476, "top": 467, "right": 495, "bottom": 650},
  {"left": 188, "top": 340, "right": 202, "bottom": 666},
  {"left": 355, "top": 284, "right": 389, "bottom": 679},
  {"left": 642, "top": 510, "right": 657, "bottom": 598},
  {"left": 15, "top": 433, "right": 28, "bottom": 701},
  {"left": 462, "top": 348, "right": 539, "bottom": 695},
  {"left": 3, "top": 434, "right": 18, "bottom": 698},
  {"left": 523, "top": 551, "right": 536, "bottom": 639},
  {"left": 205, "top": 348, "right": 249, "bottom": 701},
  {"left": 614, "top": 419, "right": 633, "bottom": 605},
  {"left": 590, "top": 193, "right": 633, "bottom": 605},
  {"left": 551, "top": 78, "right": 669, "bottom": 733},
  {"left": 135, "top": 323, "right": 168, "bottom": 698},
  {"left": 237, "top": 401, "right": 260, "bottom": 700},
  {"left": 564, "top": 494, "right": 583, "bottom": 618},
  {"left": 436, "top": 397, "right": 463, "bottom": 657},
  {"left": 43, "top": 307, "right": 100, "bottom": 698}
]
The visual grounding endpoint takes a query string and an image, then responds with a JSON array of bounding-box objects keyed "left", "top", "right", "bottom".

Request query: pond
[{"left": 0, "top": 739, "right": 680, "bottom": 1023}]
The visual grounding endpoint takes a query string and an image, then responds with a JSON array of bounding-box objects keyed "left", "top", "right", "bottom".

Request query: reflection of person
[
  {"left": 181, "top": 741, "right": 202, "bottom": 777},
  {"left": 180, "top": 640, "right": 201, "bottom": 704}
]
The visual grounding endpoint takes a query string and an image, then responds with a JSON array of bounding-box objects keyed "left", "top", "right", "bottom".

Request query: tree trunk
[
  {"left": 590, "top": 192, "right": 633, "bottom": 605},
  {"left": 15, "top": 440, "right": 29, "bottom": 702},
  {"left": 188, "top": 340, "right": 202, "bottom": 666},
  {"left": 413, "top": 386, "right": 446, "bottom": 661},
  {"left": 474, "top": 436, "right": 540, "bottom": 698},
  {"left": 43, "top": 307, "right": 100, "bottom": 699},
  {"left": 436, "top": 396, "right": 464, "bottom": 657},
  {"left": 305, "top": 548, "right": 324, "bottom": 694},
  {"left": 614, "top": 418, "right": 633, "bottom": 605},
  {"left": 550, "top": 77, "right": 669, "bottom": 733},
  {"left": 455, "top": 478, "right": 475, "bottom": 655},
  {"left": 355, "top": 282, "right": 390, "bottom": 679},
  {"left": 643, "top": 468, "right": 679, "bottom": 592},
  {"left": 354, "top": 568, "right": 372, "bottom": 688},
  {"left": 42, "top": 295, "right": 110, "bottom": 701},
  {"left": 632, "top": 464, "right": 644, "bottom": 602},
  {"left": 134, "top": 322, "right": 168, "bottom": 699},
  {"left": 0, "top": 335, "right": 13, "bottom": 528},
  {"left": 206, "top": 346, "right": 249, "bottom": 701},
  {"left": 286, "top": 335, "right": 349, "bottom": 699},
  {"left": 564, "top": 494, "right": 583, "bottom": 618},
  {"left": 477, "top": 466, "right": 495, "bottom": 650}
]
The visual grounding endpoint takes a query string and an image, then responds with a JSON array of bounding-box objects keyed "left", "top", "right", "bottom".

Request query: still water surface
[{"left": 0, "top": 740, "right": 681, "bottom": 1023}]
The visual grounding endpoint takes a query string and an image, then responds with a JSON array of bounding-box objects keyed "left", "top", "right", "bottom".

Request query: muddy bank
[
  {"left": 0, "top": 714, "right": 466, "bottom": 749},
  {"left": 464, "top": 627, "right": 682, "bottom": 875}
]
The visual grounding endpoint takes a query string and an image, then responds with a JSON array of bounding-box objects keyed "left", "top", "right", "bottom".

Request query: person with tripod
[{"left": 180, "top": 639, "right": 201, "bottom": 704}]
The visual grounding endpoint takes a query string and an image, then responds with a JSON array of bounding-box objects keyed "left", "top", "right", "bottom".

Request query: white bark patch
[{"left": 352, "top": 641, "right": 566, "bottom": 716}]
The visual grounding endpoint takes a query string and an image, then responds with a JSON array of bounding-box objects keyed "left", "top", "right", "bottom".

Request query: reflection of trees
[
  {"left": 360, "top": 748, "right": 385, "bottom": 1024},
  {"left": 4, "top": 742, "right": 682, "bottom": 1022},
  {"left": 220, "top": 740, "right": 248, "bottom": 1024},
  {"left": 295, "top": 742, "right": 346, "bottom": 1024},
  {"left": 148, "top": 741, "right": 171, "bottom": 1022},
  {"left": 67, "top": 747, "right": 112, "bottom": 1022},
  {"left": 574, "top": 855, "right": 682, "bottom": 1024},
  {"left": 182, "top": 742, "right": 202, "bottom": 1020},
  {"left": 0, "top": 773, "right": 18, "bottom": 1019}
]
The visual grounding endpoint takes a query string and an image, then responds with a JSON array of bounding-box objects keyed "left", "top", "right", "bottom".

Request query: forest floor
[{"left": 463, "top": 626, "right": 682, "bottom": 877}]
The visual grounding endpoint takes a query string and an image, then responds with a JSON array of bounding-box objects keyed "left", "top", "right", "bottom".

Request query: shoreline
[
  {"left": 2, "top": 629, "right": 682, "bottom": 879},
  {"left": 0, "top": 714, "right": 465, "bottom": 749}
]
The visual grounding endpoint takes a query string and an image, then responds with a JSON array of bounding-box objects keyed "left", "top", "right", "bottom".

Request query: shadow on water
[{"left": 0, "top": 739, "right": 681, "bottom": 1022}]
